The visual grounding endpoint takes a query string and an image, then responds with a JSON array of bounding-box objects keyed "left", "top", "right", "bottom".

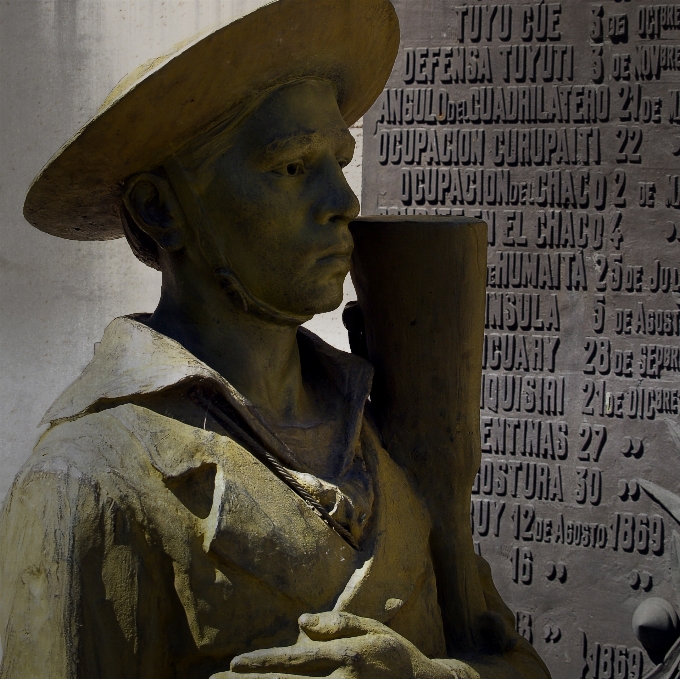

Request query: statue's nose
[{"left": 313, "top": 157, "right": 360, "bottom": 226}]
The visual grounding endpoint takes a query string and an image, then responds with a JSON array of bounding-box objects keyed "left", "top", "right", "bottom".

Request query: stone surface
[{"left": 361, "top": 2, "right": 680, "bottom": 677}]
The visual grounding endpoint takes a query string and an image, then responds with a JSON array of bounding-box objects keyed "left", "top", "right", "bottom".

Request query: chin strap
[
  {"left": 214, "top": 265, "right": 311, "bottom": 327},
  {"left": 163, "top": 156, "right": 312, "bottom": 327}
]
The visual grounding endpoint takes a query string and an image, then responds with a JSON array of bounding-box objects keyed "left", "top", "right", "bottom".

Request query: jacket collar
[{"left": 43, "top": 315, "right": 374, "bottom": 456}]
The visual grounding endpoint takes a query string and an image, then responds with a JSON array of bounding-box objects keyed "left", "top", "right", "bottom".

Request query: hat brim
[{"left": 24, "top": 0, "right": 399, "bottom": 240}]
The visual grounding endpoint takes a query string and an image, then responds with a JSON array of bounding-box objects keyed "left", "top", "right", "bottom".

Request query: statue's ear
[{"left": 123, "top": 172, "right": 189, "bottom": 252}]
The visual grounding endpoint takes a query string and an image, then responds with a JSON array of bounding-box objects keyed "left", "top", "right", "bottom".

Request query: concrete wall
[{"left": 0, "top": 0, "right": 360, "bottom": 502}]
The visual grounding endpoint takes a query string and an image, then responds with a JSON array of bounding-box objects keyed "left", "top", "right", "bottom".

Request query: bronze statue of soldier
[{"left": 0, "top": 1, "right": 550, "bottom": 678}]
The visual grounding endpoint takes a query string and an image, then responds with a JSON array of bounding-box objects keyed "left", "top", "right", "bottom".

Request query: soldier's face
[{"left": 190, "top": 79, "right": 359, "bottom": 318}]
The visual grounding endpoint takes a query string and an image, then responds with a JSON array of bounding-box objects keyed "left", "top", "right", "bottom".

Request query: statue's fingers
[
  {"left": 298, "top": 611, "right": 385, "bottom": 640},
  {"left": 231, "top": 642, "right": 344, "bottom": 674}
]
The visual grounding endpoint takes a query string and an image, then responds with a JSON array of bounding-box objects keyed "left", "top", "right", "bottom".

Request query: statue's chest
[
  {"left": 109, "top": 404, "right": 437, "bottom": 658},
  {"left": 119, "top": 406, "right": 361, "bottom": 653}
]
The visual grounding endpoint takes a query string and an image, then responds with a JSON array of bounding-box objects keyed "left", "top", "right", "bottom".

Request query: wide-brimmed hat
[{"left": 23, "top": 0, "right": 399, "bottom": 241}]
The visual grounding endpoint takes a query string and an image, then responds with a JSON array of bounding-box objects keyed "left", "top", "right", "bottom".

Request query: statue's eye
[{"left": 274, "top": 161, "right": 305, "bottom": 177}]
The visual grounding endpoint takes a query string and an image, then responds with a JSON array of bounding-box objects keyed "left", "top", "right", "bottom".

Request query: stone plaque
[{"left": 362, "top": 2, "right": 680, "bottom": 677}]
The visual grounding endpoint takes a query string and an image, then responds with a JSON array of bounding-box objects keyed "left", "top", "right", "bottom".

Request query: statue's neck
[{"left": 145, "top": 267, "right": 312, "bottom": 427}]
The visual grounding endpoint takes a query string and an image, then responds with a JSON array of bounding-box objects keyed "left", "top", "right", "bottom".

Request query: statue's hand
[{"left": 211, "top": 611, "right": 456, "bottom": 678}]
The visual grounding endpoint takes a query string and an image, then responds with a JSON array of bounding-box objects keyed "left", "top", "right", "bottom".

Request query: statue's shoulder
[
  {"left": 5, "top": 405, "right": 158, "bottom": 519},
  {"left": 35, "top": 405, "right": 147, "bottom": 468}
]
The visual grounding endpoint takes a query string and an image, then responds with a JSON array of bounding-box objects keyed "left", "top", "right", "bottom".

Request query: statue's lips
[{"left": 314, "top": 246, "right": 353, "bottom": 267}]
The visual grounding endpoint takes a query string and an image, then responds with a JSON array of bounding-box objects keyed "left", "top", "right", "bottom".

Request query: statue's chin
[
  {"left": 299, "top": 285, "right": 346, "bottom": 317},
  {"left": 266, "top": 274, "right": 347, "bottom": 319}
]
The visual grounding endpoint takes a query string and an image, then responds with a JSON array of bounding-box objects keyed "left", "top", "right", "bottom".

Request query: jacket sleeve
[{"left": 0, "top": 458, "right": 106, "bottom": 679}]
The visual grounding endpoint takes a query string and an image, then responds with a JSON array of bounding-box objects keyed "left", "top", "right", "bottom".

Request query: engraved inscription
[{"left": 363, "top": 1, "right": 680, "bottom": 676}]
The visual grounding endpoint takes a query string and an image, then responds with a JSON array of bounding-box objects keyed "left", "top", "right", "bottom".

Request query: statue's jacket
[{"left": 0, "top": 317, "right": 546, "bottom": 679}]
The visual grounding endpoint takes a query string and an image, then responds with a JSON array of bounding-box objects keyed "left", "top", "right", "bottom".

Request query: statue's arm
[
  {"left": 217, "top": 598, "right": 550, "bottom": 679},
  {"left": 0, "top": 460, "right": 106, "bottom": 678},
  {"left": 216, "top": 557, "right": 549, "bottom": 679}
]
